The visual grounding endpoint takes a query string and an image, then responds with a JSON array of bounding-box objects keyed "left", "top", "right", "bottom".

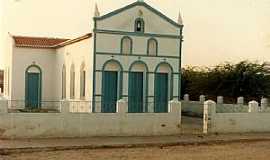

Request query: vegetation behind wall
[{"left": 181, "top": 61, "right": 270, "bottom": 103}]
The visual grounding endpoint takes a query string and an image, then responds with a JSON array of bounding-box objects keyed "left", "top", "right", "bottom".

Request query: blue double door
[{"left": 26, "top": 73, "right": 41, "bottom": 108}]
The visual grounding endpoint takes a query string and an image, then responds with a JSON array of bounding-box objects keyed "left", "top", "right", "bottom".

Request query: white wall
[
  {"left": 202, "top": 100, "right": 270, "bottom": 133},
  {"left": 96, "top": 5, "right": 180, "bottom": 35},
  {"left": 8, "top": 37, "right": 93, "bottom": 101},
  {"left": 211, "top": 113, "right": 270, "bottom": 133},
  {"left": 3, "top": 35, "right": 14, "bottom": 98},
  {"left": 96, "top": 33, "right": 180, "bottom": 57},
  {"left": 11, "top": 47, "right": 57, "bottom": 101},
  {"left": 0, "top": 100, "right": 181, "bottom": 138},
  {"left": 95, "top": 54, "right": 180, "bottom": 100},
  {"left": 56, "top": 38, "right": 93, "bottom": 101}
]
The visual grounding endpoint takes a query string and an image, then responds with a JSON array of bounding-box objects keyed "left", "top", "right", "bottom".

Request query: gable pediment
[{"left": 95, "top": 2, "right": 182, "bottom": 35}]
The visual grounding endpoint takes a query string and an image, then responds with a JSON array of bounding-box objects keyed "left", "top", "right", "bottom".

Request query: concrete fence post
[
  {"left": 0, "top": 97, "right": 8, "bottom": 113},
  {"left": 203, "top": 100, "right": 216, "bottom": 134},
  {"left": 200, "top": 95, "right": 206, "bottom": 103},
  {"left": 169, "top": 100, "right": 181, "bottom": 114},
  {"left": 217, "top": 96, "right": 223, "bottom": 104},
  {"left": 248, "top": 100, "right": 259, "bottom": 113},
  {"left": 261, "top": 98, "right": 268, "bottom": 112},
  {"left": 184, "top": 94, "right": 189, "bottom": 101},
  {"left": 117, "top": 99, "right": 128, "bottom": 114},
  {"left": 237, "top": 97, "right": 244, "bottom": 105},
  {"left": 60, "top": 100, "right": 70, "bottom": 114}
]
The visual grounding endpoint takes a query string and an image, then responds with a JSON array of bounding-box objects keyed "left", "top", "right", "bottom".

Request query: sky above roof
[{"left": 1, "top": 0, "right": 270, "bottom": 68}]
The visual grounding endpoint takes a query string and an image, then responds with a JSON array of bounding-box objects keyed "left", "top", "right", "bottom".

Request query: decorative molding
[
  {"left": 96, "top": 52, "right": 180, "bottom": 59},
  {"left": 94, "top": 29, "right": 181, "bottom": 39},
  {"left": 92, "top": 19, "right": 97, "bottom": 112}
]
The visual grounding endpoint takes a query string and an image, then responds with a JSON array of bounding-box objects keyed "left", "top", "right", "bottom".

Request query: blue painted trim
[
  {"left": 120, "top": 36, "right": 133, "bottom": 54},
  {"left": 94, "top": 1, "right": 183, "bottom": 28},
  {"left": 102, "top": 59, "right": 124, "bottom": 100},
  {"left": 135, "top": 18, "right": 145, "bottom": 33},
  {"left": 154, "top": 62, "right": 174, "bottom": 74},
  {"left": 92, "top": 19, "right": 97, "bottom": 112},
  {"left": 129, "top": 60, "right": 149, "bottom": 72},
  {"left": 25, "top": 64, "right": 42, "bottom": 108},
  {"left": 96, "top": 52, "right": 179, "bottom": 59},
  {"left": 94, "top": 29, "right": 181, "bottom": 39},
  {"left": 147, "top": 38, "right": 158, "bottom": 56},
  {"left": 96, "top": 69, "right": 181, "bottom": 75},
  {"left": 102, "top": 59, "right": 124, "bottom": 71},
  {"left": 179, "top": 26, "right": 184, "bottom": 100}
]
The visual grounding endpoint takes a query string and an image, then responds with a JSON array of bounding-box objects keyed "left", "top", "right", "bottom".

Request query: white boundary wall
[
  {"left": 0, "top": 99, "right": 181, "bottom": 139},
  {"left": 204, "top": 100, "right": 270, "bottom": 133}
]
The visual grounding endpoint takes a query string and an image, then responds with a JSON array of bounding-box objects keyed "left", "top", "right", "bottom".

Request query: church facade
[{"left": 2, "top": 1, "right": 184, "bottom": 113}]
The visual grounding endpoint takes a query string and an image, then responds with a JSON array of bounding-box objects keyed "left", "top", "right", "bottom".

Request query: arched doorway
[
  {"left": 25, "top": 65, "right": 42, "bottom": 108},
  {"left": 101, "top": 59, "right": 123, "bottom": 113},
  {"left": 154, "top": 62, "right": 173, "bottom": 113},
  {"left": 128, "top": 61, "right": 148, "bottom": 113}
]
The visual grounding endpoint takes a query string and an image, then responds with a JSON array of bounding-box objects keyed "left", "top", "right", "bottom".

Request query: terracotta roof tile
[
  {"left": 12, "top": 33, "right": 92, "bottom": 49},
  {"left": 13, "top": 36, "right": 70, "bottom": 48}
]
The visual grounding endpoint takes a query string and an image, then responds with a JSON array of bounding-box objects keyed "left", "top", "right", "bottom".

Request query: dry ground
[{"left": 1, "top": 141, "right": 270, "bottom": 160}]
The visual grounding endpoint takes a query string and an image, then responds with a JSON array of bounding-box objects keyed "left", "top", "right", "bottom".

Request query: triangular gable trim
[{"left": 94, "top": 1, "right": 183, "bottom": 28}]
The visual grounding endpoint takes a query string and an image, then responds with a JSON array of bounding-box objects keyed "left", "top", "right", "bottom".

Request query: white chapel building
[{"left": 2, "top": 0, "right": 184, "bottom": 113}]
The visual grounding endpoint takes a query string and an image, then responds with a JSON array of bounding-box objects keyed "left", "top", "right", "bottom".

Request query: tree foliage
[{"left": 181, "top": 61, "right": 270, "bottom": 103}]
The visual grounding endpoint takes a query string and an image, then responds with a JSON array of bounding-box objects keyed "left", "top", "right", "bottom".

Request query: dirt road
[{"left": 1, "top": 141, "right": 270, "bottom": 160}]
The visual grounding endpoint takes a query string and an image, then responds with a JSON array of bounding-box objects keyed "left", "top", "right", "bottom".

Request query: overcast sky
[{"left": 1, "top": 0, "right": 270, "bottom": 68}]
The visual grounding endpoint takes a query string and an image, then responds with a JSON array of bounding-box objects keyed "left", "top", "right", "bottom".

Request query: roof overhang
[{"left": 12, "top": 33, "right": 92, "bottom": 49}]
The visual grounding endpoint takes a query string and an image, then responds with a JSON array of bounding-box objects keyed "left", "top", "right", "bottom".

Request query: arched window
[
  {"left": 62, "top": 64, "right": 66, "bottom": 99},
  {"left": 135, "top": 18, "right": 144, "bottom": 33},
  {"left": 147, "top": 38, "right": 158, "bottom": 56},
  {"left": 80, "top": 62, "right": 86, "bottom": 99},
  {"left": 121, "top": 36, "right": 132, "bottom": 54},
  {"left": 70, "top": 64, "right": 75, "bottom": 99}
]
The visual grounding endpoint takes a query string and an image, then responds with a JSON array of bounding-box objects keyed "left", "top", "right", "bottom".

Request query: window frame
[
  {"left": 134, "top": 18, "right": 145, "bottom": 33},
  {"left": 62, "top": 64, "right": 66, "bottom": 99},
  {"left": 120, "top": 36, "right": 133, "bottom": 55},
  {"left": 70, "top": 64, "right": 75, "bottom": 99},
  {"left": 147, "top": 38, "right": 158, "bottom": 56}
]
